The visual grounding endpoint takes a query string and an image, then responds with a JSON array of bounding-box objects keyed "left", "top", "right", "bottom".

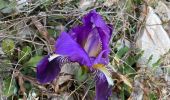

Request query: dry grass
[{"left": 0, "top": 0, "right": 170, "bottom": 99}]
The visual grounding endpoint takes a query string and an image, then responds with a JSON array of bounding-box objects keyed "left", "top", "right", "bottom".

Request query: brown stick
[{"left": 31, "top": 16, "right": 55, "bottom": 51}]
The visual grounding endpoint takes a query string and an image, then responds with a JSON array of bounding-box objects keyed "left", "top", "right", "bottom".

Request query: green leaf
[
  {"left": 147, "top": 55, "right": 153, "bottom": 64},
  {"left": 120, "top": 84, "right": 125, "bottom": 100},
  {"left": 2, "top": 39, "right": 15, "bottom": 56},
  {"left": 115, "top": 46, "right": 129, "bottom": 59},
  {"left": 18, "top": 46, "right": 32, "bottom": 63},
  {"left": 0, "top": 0, "right": 16, "bottom": 14},
  {"left": 75, "top": 66, "right": 88, "bottom": 82},
  {"left": 120, "top": 84, "right": 131, "bottom": 100},
  {"left": 133, "top": 0, "right": 142, "bottom": 5},
  {"left": 47, "top": 29, "right": 59, "bottom": 38},
  {"left": 126, "top": 51, "right": 143, "bottom": 66},
  {"left": 21, "top": 66, "right": 36, "bottom": 77},
  {"left": 41, "top": 0, "right": 53, "bottom": 8},
  {"left": 149, "top": 92, "right": 158, "bottom": 100},
  {"left": 0, "top": 60, "right": 11, "bottom": 77},
  {"left": 152, "top": 58, "right": 161, "bottom": 68},
  {"left": 2, "top": 77, "right": 17, "bottom": 96},
  {"left": 25, "top": 56, "right": 43, "bottom": 67},
  {"left": 0, "top": 0, "right": 8, "bottom": 10},
  {"left": 152, "top": 58, "right": 162, "bottom": 71},
  {"left": 126, "top": 0, "right": 133, "bottom": 13},
  {"left": 118, "top": 50, "right": 143, "bottom": 75}
]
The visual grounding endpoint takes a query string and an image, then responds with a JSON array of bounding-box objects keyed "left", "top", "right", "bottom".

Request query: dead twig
[{"left": 31, "top": 16, "right": 55, "bottom": 52}]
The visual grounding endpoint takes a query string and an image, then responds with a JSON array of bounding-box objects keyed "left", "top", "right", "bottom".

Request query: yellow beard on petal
[{"left": 93, "top": 64, "right": 113, "bottom": 86}]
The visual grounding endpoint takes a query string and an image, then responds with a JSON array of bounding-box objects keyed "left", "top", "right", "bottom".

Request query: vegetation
[{"left": 0, "top": 0, "right": 170, "bottom": 99}]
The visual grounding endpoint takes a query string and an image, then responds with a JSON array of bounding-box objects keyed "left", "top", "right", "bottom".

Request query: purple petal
[
  {"left": 36, "top": 55, "right": 61, "bottom": 83},
  {"left": 93, "top": 50, "right": 109, "bottom": 65},
  {"left": 96, "top": 26, "right": 112, "bottom": 60},
  {"left": 83, "top": 10, "right": 112, "bottom": 37},
  {"left": 95, "top": 73, "right": 112, "bottom": 100},
  {"left": 90, "top": 11, "right": 110, "bottom": 35},
  {"left": 97, "top": 24, "right": 113, "bottom": 57},
  {"left": 69, "top": 11, "right": 94, "bottom": 47},
  {"left": 84, "top": 28, "right": 102, "bottom": 57},
  {"left": 69, "top": 10, "right": 113, "bottom": 60},
  {"left": 69, "top": 25, "right": 92, "bottom": 48},
  {"left": 55, "top": 32, "right": 91, "bottom": 67},
  {"left": 82, "top": 10, "right": 94, "bottom": 25},
  {"left": 83, "top": 10, "right": 113, "bottom": 58}
]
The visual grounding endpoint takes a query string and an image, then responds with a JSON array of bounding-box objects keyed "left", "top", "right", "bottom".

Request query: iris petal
[
  {"left": 94, "top": 50, "right": 109, "bottom": 65},
  {"left": 36, "top": 55, "right": 61, "bottom": 83},
  {"left": 55, "top": 32, "right": 91, "bottom": 67},
  {"left": 69, "top": 25, "right": 92, "bottom": 47},
  {"left": 84, "top": 28, "right": 102, "bottom": 57},
  {"left": 90, "top": 11, "right": 111, "bottom": 36},
  {"left": 82, "top": 10, "right": 94, "bottom": 26},
  {"left": 83, "top": 10, "right": 112, "bottom": 38},
  {"left": 83, "top": 10, "right": 113, "bottom": 58},
  {"left": 97, "top": 27, "right": 112, "bottom": 58},
  {"left": 95, "top": 73, "right": 112, "bottom": 100},
  {"left": 69, "top": 10, "right": 113, "bottom": 59},
  {"left": 69, "top": 11, "right": 95, "bottom": 47}
]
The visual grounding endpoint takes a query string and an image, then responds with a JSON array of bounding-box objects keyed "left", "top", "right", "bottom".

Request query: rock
[
  {"left": 136, "top": 7, "right": 170, "bottom": 68},
  {"left": 79, "top": 0, "right": 96, "bottom": 10},
  {"left": 135, "top": 7, "right": 170, "bottom": 99},
  {"left": 104, "top": 0, "right": 118, "bottom": 7},
  {"left": 155, "top": 1, "right": 170, "bottom": 22}
]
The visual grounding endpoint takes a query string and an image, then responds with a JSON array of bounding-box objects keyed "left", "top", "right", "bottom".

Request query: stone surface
[{"left": 136, "top": 7, "right": 170, "bottom": 68}]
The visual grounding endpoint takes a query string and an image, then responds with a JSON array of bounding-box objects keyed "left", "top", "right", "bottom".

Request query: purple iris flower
[{"left": 36, "top": 10, "right": 113, "bottom": 100}]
